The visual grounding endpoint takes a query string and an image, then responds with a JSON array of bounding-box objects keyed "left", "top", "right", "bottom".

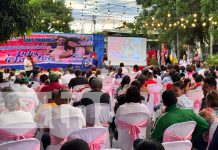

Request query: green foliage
[
  {"left": 206, "top": 53, "right": 218, "bottom": 65},
  {"left": 30, "top": 0, "right": 73, "bottom": 33},
  {"left": 0, "top": 0, "right": 35, "bottom": 42},
  {"left": 133, "top": 0, "right": 218, "bottom": 47}
]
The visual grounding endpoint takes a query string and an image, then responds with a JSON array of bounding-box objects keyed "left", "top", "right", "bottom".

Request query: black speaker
[{"left": 213, "top": 45, "right": 218, "bottom": 54}]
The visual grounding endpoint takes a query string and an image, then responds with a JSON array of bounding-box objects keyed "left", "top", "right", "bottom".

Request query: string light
[
  {"left": 152, "top": 17, "right": 155, "bottom": 20},
  {"left": 180, "top": 18, "right": 184, "bottom": 21},
  {"left": 209, "top": 17, "right": 213, "bottom": 21},
  {"left": 202, "top": 22, "right": 206, "bottom": 26},
  {"left": 41, "top": 20, "right": 44, "bottom": 23},
  {"left": 193, "top": 14, "right": 197, "bottom": 18},
  {"left": 194, "top": 19, "right": 197, "bottom": 22},
  {"left": 169, "top": 24, "right": 172, "bottom": 27},
  {"left": 167, "top": 13, "right": 171, "bottom": 18},
  {"left": 191, "top": 23, "right": 196, "bottom": 27}
]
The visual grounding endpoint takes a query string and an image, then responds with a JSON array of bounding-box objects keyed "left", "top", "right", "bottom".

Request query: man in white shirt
[
  {"left": 120, "top": 62, "right": 129, "bottom": 75},
  {"left": 24, "top": 55, "right": 33, "bottom": 77},
  {"left": 61, "top": 68, "right": 75, "bottom": 85},
  {"left": 14, "top": 77, "right": 39, "bottom": 110},
  {"left": 0, "top": 93, "right": 34, "bottom": 127}
]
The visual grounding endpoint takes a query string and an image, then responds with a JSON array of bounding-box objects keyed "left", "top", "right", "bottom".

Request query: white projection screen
[{"left": 107, "top": 36, "right": 147, "bottom": 66}]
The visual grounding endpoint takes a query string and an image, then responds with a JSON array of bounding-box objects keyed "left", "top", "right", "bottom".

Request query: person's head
[
  {"left": 95, "top": 68, "right": 101, "bottom": 77},
  {"left": 9, "top": 71, "right": 15, "bottom": 77},
  {"left": 206, "top": 90, "right": 218, "bottom": 108},
  {"left": 67, "top": 64, "right": 73, "bottom": 69},
  {"left": 4, "top": 93, "right": 20, "bottom": 111},
  {"left": 67, "top": 37, "right": 80, "bottom": 47},
  {"left": 137, "top": 75, "right": 146, "bottom": 87},
  {"left": 142, "top": 68, "right": 149, "bottom": 77},
  {"left": 173, "top": 81, "right": 185, "bottom": 97},
  {"left": 91, "top": 78, "right": 102, "bottom": 91},
  {"left": 147, "top": 72, "right": 153, "bottom": 80},
  {"left": 162, "top": 90, "right": 178, "bottom": 107},
  {"left": 60, "top": 139, "right": 90, "bottom": 150},
  {"left": 133, "top": 64, "right": 139, "bottom": 72},
  {"left": 26, "top": 55, "right": 31, "bottom": 60},
  {"left": 186, "top": 65, "right": 192, "bottom": 73},
  {"left": 32, "top": 70, "right": 40, "bottom": 78},
  {"left": 126, "top": 86, "right": 141, "bottom": 103},
  {"left": 173, "top": 64, "right": 180, "bottom": 72},
  {"left": 56, "top": 36, "right": 66, "bottom": 46},
  {"left": 4, "top": 68, "right": 10, "bottom": 74},
  {"left": 196, "top": 62, "right": 201, "bottom": 68},
  {"left": 120, "top": 62, "right": 124, "bottom": 67},
  {"left": 20, "top": 77, "right": 29, "bottom": 85},
  {"left": 192, "top": 72, "right": 198, "bottom": 80},
  {"left": 40, "top": 74, "right": 49, "bottom": 84},
  {"left": 203, "top": 77, "right": 217, "bottom": 96},
  {"left": 64, "top": 69, "right": 70, "bottom": 75},
  {"left": 182, "top": 54, "right": 187, "bottom": 60},
  {"left": 195, "top": 74, "right": 204, "bottom": 83},
  {"left": 171, "top": 72, "right": 181, "bottom": 83},
  {"left": 184, "top": 78, "right": 191, "bottom": 87},
  {"left": 135, "top": 140, "right": 165, "bottom": 150},
  {"left": 121, "top": 75, "right": 130, "bottom": 88},
  {"left": 55, "top": 88, "right": 72, "bottom": 105},
  {"left": 49, "top": 73, "right": 59, "bottom": 83},
  {"left": 75, "top": 69, "right": 83, "bottom": 77},
  {"left": 204, "top": 70, "right": 212, "bottom": 78},
  {"left": 202, "top": 62, "right": 207, "bottom": 69},
  {"left": 130, "top": 80, "right": 141, "bottom": 91},
  {"left": 86, "top": 69, "right": 92, "bottom": 79},
  {"left": 1, "top": 86, "right": 13, "bottom": 100}
]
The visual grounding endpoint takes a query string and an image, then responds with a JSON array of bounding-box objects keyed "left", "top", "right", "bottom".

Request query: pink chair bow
[
  {"left": 89, "top": 133, "right": 107, "bottom": 150},
  {"left": 117, "top": 119, "right": 148, "bottom": 140},
  {"left": 50, "top": 135, "right": 68, "bottom": 145},
  {"left": 33, "top": 144, "right": 40, "bottom": 150},
  {"left": 0, "top": 128, "right": 35, "bottom": 141},
  {"left": 147, "top": 89, "right": 160, "bottom": 105},
  {"left": 163, "top": 129, "right": 194, "bottom": 142}
]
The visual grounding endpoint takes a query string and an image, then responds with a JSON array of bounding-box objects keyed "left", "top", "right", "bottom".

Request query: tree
[
  {"left": 130, "top": 0, "right": 218, "bottom": 57},
  {"left": 30, "top": 0, "right": 73, "bottom": 33},
  {"left": 0, "top": 0, "right": 35, "bottom": 42}
]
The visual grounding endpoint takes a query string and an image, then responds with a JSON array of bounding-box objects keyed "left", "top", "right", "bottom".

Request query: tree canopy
[
  {"left": 0, "top": 0, "right": 34, "bottom": 42},
  {"left": 129, "top": 0, "right": 218, "bottom": 53},
  {"left": 30, "top": 0, "right": 73, "bottom": 33}
]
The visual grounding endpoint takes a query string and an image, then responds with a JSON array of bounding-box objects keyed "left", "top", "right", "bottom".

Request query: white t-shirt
[
  {"left": 177, "top": 94, "right": 193, "bottom": 109},
  {"left": 23, "top": 58, "right": 33, "bottom": 71},
  {"left": 44, "top": 104, "right": 86, "bottom": 127},
  {"left": 179, "top": 60, "right": 189, "bottom": 68},
  {"left": 61, "top": 74, "right": 75, "bottom": 85},
  {"left": 121, "top": 67, "right": 129, "bottom": 75},
  {"left": 198, "top": 69, "right": 207, "bottom": 76},
  {"left": 115, "top": 102, "right": 150, "bottom": 125},
  {"left": 0, "top": 111, "right": 34, "bottom": 127}
]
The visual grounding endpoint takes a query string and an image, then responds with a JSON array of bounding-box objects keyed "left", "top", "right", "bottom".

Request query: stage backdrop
[{"left": 0, "top": 33, "right": 104, "bottom": 69}]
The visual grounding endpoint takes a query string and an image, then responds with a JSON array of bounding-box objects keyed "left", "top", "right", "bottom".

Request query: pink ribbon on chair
[
  {"left": 163, "top": 129, "right": 194, "bottom": 142},
  {"left": 0, "top": 128, "right": 35, "bottom": 141},
  {"left": 147, "top": 89, "right": 160, "bottom": 105},
  {"left": 50, "top": 135, "right": 68, "bottom": 145},
  {"left": 89, "top": 133, "right": 107, "bottom": 150},
  {"left": 32, "top": 144, "right": 40, "bottom": 150},
  {"left": 117, "top": 119, "right": 148, "bottom": 140}
]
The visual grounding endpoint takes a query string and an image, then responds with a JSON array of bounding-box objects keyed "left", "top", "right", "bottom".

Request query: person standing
[{"left": 24, "top": 55, "right": 33, "bottom": 77}]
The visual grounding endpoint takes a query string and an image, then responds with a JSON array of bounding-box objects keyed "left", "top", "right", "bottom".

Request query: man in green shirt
[{"left": 151, "top": 90, "right": 209, "bottom": 149}]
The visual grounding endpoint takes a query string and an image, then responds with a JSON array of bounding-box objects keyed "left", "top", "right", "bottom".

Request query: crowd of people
[{"left": 0, "top": 57, "right": 218, "bottom": 150}]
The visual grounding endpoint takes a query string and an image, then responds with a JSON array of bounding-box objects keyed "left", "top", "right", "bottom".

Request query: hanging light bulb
[
  {"left": 191, "top": 23, "right": 196, "bottom": 27},
  {"left": 180, "top": 18, "right": 184, "bottom": 21},
  {"left": 167, "top": 13, "right": 171, "bottom": 18},
  {"left": 194, "top": 19, "right": 197, "bottom": 22},
  {"left": 202, "top": 22, "right": 206, "bottom": 26},
  {"left": 193, "top": 14, "right": 197, "bottom": 18},
  {"left": 152, "top": 17, "right": 155, "bottom": 20},
  {"left": 169, "top": 24, "right": 172, "bottom": 27}
]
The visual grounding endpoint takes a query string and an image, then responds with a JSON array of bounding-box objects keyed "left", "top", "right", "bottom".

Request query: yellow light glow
[
  {"left": 193, "top": 14, "right": 197, "bottom": 17},
  {"left": 186, "top": 20, "right": 189, "bottom": 23},
  {"left": 202, "top": 22, "right": 206, "bottom": 26},
  {"left": 209, "top": 17, "right": 213, "bottom": 21},
  {"left": 169, "top": 24, "right": 172, "bottom": 27},
  {"left": 194, "top": 19, "right": 197, "bottom": 22},
  {"left": 181, "top": 23, "right": 184, "bottom": 27},
  {"left": 152, "top": 17, "right": 155, "bottom": 20},
  {"left": 180, "top": 18, "right": 184, "bottom": 21},
  {"left": 191, "top": 23, "right": 196, "bottom": 27},
  {"left": 152, "top": 23, "right": 154, "bottom": 26},
  {"left": 157, "top": 24, "right": 160, "bottom": 27},
  {"left": 183, "top": 25, "right": 186, "bottom": 29},
  {"left": 167, "top": 13, "right": 171, "bottom": 17},
  {"left": 174, "top": 23, "right": 177, "bottom": 26}
]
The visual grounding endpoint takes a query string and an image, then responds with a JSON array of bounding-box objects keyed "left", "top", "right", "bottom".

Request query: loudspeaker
[{"left": 213, "top": 45, "right": 218, "bottom": 54}]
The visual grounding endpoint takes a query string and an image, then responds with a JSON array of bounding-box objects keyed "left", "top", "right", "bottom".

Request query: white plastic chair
[
  {"left": 0, "top": 138, "right": 40, "bottom": 150},
  {"left": 46, "top": 116, "right": 84, "bottom": 150},
  {"left": 82, "top": 103, "right": 111, "bottom": 127},
  {"left": 68, "top": 127, "right": 108, "bottom": 150},
  {"left": 162, "top": 140, "right": 192, "bottom": 150},
  {"left": 116, "top": 112, "right": 150, "bottom": 150},
  {"left": 0, "top": 122, "right": 36, "bottom": 143},
  {"left": 19, "top": 98, "right": 35, "bottom": 114},
  {"left": 163, "top": 121, "right": 197, "bottom": 142},
  {"left": 207, "top": 121, "right": 218, "bottom": 149},
  {"left": 186, "top": 89, "right": 204, "bottom": 113},
  {"left": 147, "top": 84, "right": 163, "bottom": 114}
]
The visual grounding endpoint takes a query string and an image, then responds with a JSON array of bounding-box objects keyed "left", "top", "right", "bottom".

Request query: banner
[{"left": 0, "top": 33, "right": 94, "bottom": 69}]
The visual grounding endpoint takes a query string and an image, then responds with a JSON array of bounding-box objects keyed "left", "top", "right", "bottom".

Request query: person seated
[
  {"left": 29, "top": 70, "right": 40, "bottom": 82},
  {"left": 172, "top": 81, "right": 193, "bottom": 109},
  {"left": 40, "top": 72, "right": 67, "bottom": 92},
  {"left": 184, "top": 78, "right": 191, "bottom": 94},
  {"left": 42, "top": 88, "right": 86, "bottom": 149},
  {"left": 199, "top": 90, "right": 218, "bottom": 125},
  {"left": 134, "top": 139, "right": 164, "bottom": 150},
  {"left": 114, "top": 67, "right": 123, "bottom": 79},
  {"left": 60, "top": 139, "right": 90, "bottom": 150},
  {"left": 120, "top": 62, "right": 129, "bottom": 75},
  {"left": 132, "top": 64, "right": 141, "bottom": 74},
  {"left": 151, "top": 90, "right": 209, "bottom": 149},
  {"left": 15, "top": 77, "right": 39, "bottom": 108},
  {"left": 35, "top": 74, "right": 49, "bottom": 92},
  {"left": 115, "top": 75, "right": 130, "bottom": 98},
  {"left": 73, "top": 78, "right": 110, "bottom": 107},
  {"left": 190, "top": 74, "right": 204, "bottom": 90},
  {"left": 144, "top": 72, "right": 157, "bottom": 87},
  {"left": 0, "top": 93, "right": 34, "bottom": 127},
  {"left": 68, "top": 69, "right": 88, "bottom": 89},
  {"left": 61, "top": 68, "right": 75, "bottom": 85},
  {"left": 115, "top": 86, "right": 150, "bottom": 125},
  {"left": 0, "top": 72, "right": 7, "bottom": 83}
]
